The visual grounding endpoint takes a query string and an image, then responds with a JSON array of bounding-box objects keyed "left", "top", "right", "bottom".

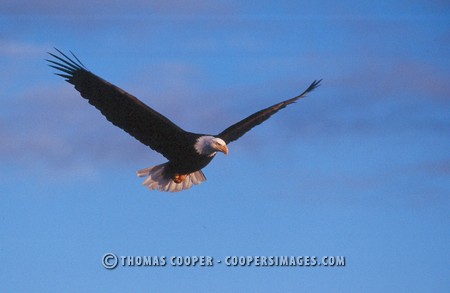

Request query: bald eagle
[{"left": 47, "top": 49, "right": 321, "bottom": 192}]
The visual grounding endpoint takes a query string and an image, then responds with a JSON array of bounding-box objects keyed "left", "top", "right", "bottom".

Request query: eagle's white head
[{"left": 195, "top": 136, "right": 228, "bottom": 156}]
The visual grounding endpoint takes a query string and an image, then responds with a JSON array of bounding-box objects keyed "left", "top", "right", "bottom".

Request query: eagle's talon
[{"left": 173, "top": 174, "right": 187, "bottom": 183}]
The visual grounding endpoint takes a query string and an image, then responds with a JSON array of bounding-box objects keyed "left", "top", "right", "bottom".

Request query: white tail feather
[{"left": 137, "top": 163, "right": 206, "bottom": 192}]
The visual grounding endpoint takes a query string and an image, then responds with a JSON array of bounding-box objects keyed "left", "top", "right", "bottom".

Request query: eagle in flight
[{"left": 47, "top": 49, "right": 321, "bottom": 192}]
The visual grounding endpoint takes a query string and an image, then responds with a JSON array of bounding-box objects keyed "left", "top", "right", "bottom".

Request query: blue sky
[{"left": 1, "top": 0, "right": 449, "bottom": 292}]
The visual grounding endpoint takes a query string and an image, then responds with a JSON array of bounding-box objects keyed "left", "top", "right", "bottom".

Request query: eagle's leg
[{"left": 173, "top": 174, "right": 187, "bottom": 183}]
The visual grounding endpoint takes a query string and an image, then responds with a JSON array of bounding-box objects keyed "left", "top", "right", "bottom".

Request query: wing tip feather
[
  {"left": 46, "top": 48, "right": 88, "bottom": 77},
  {"left": 306, "top": 79, "right": 322, "bottom": 92}
]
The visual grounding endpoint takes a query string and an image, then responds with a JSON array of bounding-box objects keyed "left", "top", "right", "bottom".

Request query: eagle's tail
[{"left": 137, "top": 163, "right": 206, "bottom": 192}]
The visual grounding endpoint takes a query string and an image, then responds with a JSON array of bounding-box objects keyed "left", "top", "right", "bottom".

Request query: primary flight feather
[{"left": 47, "top": 49, "right": 321, "bottom": 192}]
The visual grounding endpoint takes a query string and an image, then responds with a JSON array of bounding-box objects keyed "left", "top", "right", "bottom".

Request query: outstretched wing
[
  {"left": 47, "top": 48, "right": 190, "bottom": 160},
  {"left": 218, "top": 80, "right": 321, "bottom": 143}
]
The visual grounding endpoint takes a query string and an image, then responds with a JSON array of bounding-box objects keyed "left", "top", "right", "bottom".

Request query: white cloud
[{"left": 0, "top": 40, "right": 48, "bottom": 57}]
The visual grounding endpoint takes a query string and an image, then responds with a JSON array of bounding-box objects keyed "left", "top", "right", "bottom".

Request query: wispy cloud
[
  {"left": 0, "top": 40, "right": 48, "bottom": 57},
  {"left": 0, "top": 0, "right": 236, "bottom": 16},
  {"left": 1, "top": 84, "right": 158, "bottom": 177}
]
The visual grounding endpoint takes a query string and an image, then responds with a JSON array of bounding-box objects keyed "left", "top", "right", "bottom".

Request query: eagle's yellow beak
[{"left": 217, "top": 144, "right": 229, "bottom": 156}]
